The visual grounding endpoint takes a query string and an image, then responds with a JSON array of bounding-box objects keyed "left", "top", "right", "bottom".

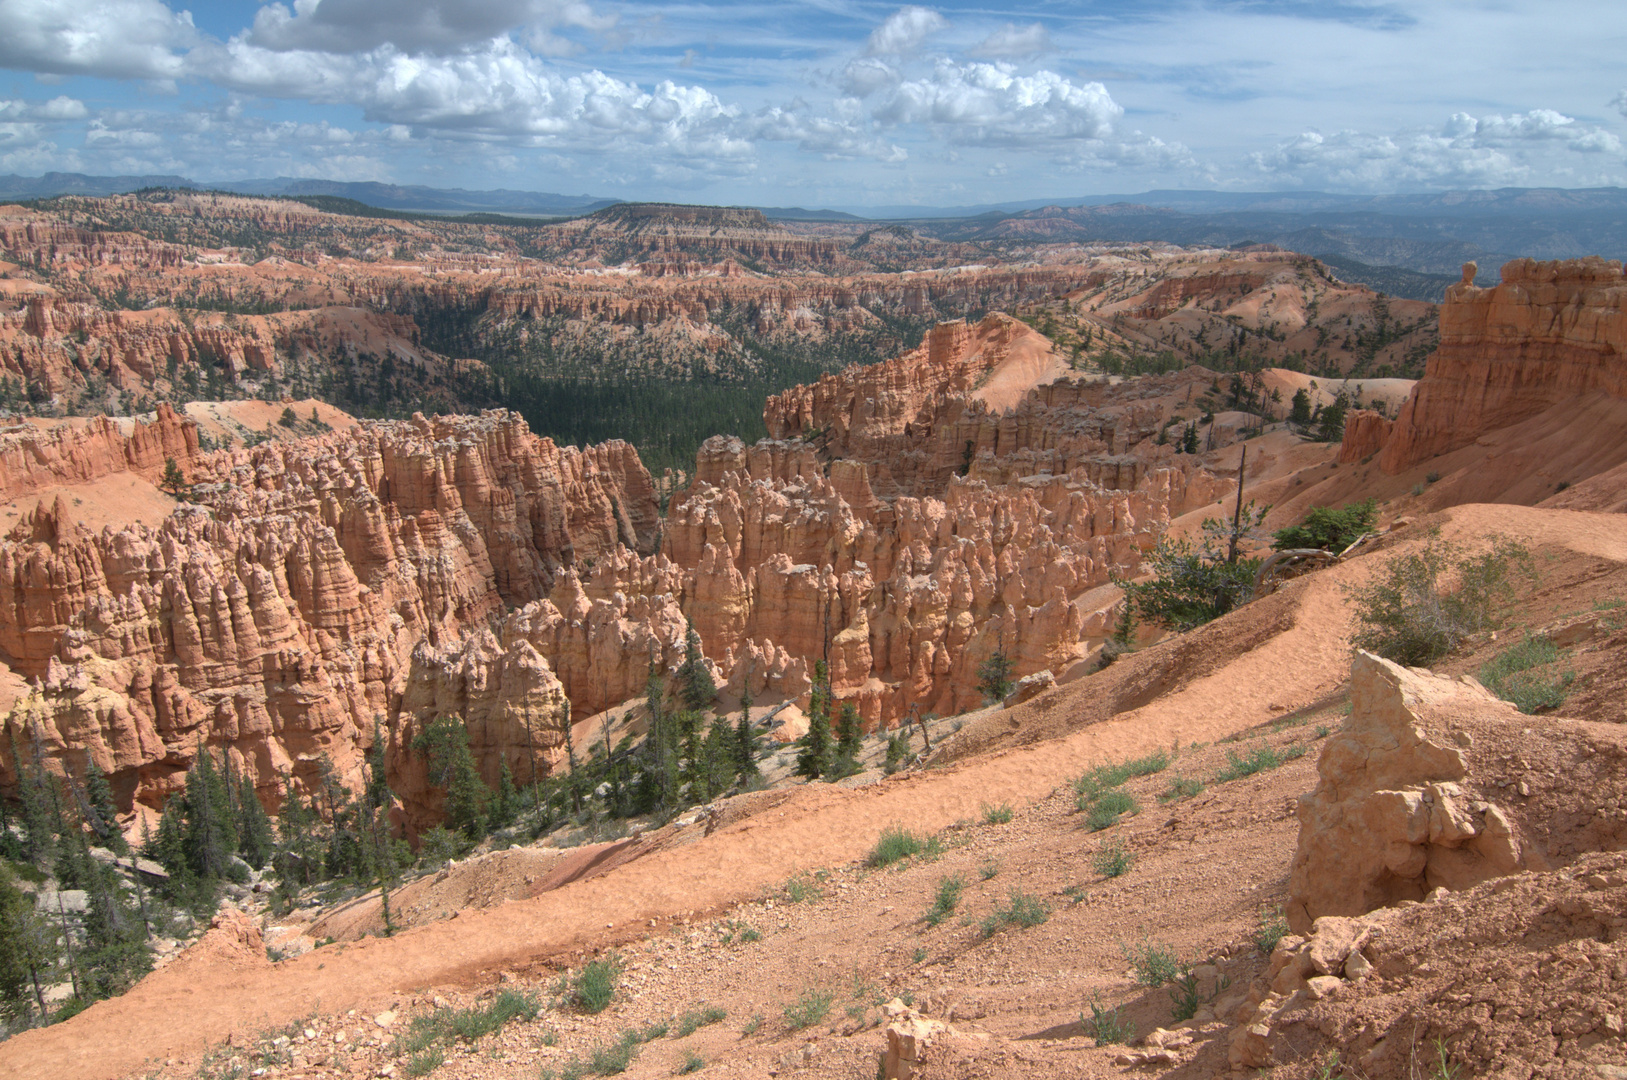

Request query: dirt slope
[{"left": 3, "top": 502, "right": 1623, "bottom": 1080}]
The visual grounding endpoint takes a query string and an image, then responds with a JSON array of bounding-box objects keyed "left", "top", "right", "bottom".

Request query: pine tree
[
  {"left": 274, "top": 780, "right": 320, "bottom": 889},
  {"left": 235, "top": 774, "right": 275, "bottom": 871},
  {"left": 77, "top": 850, "right": 151, "bottom": 1001},
  {"left": 147, "top": 796, "right": 188, "bottom": 877},
  {"left": 412, "top": 716, "right": 489, "bottom": 839},
  {"left": 365, "top": 720, "right": 390, "bottom": 811},
  {"left": 160, "top": 456, "right": 187, "bottom": 494},
  {"left": 832, "top": 701, "right": 863, "bottom": 778},
  {"left": 14, "top": 757, "right": 59, "bottom": 868},
  {"left": 644, "top": 663, "right": 681, "bottom": 810},
  {"left": 0, "top": 866, "right": 55, "bottom": 1027},
  {"left": 976, "top": 647, "right": 1016, "bottom": 704},
  {"left": 676, "top": 625, "right": 717, "bottom": 712},
  {"left": 182, "top": 747, "right": 237, "bottom": 880},
  {"left": 493, "top": 759, "right": 518, "bottom": 827},
  {"left": 1289, "top": 388, "right": 1313, "bottom": 427},
  {"left": 1180, "top": 423, "right": 1201, "bottom": 455},
  {"left": 795, "top": 661, "right": 834, "bottom": 780},
  {"left": 83, "top": 758, "right": 127, "bottom": 855},
  {"left": 733, "top": 669, "right": 759, "bottom": 783}
]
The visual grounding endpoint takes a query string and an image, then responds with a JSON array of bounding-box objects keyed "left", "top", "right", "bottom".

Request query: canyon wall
[
  {"left": 1377, "top": 258, "right": 1627, "bottom": 472},
  {"left": 0, "top": 409, "right": 663, "bottom": 828}
]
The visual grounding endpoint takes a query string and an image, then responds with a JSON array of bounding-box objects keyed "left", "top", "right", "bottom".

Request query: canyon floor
[{"left": 5, "top": 502, "right": 1625, "bottom": 1080}]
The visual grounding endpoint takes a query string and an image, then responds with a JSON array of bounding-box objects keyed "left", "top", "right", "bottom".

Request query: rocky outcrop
[
  {"left": 0, "top": 402, "right": 200, "bottom": 502},
  {"left": 1336, "top": 408, "right": 1392, "bottom": 463},
  {"left": 1287, "top": 651, "right": 1627, "bottom": 933},
  {"left": 1379, "top": 258, "right": 1627, "bottom": 472},
  {"left": 0, "top": 410, "right": 659, "bottom": 829}
]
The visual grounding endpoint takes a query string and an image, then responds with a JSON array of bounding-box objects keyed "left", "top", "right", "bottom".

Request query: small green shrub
[
  {"left": 1253, "top": 906, "right": 1290, "bottom": 955},
  {"left": 1080, "top": 995, "right": 1134, "bottom": 1045},
  {"left": 1093, "top": 837, "right": 1133, "bottom": 878},
  {"left": 1168, "top": 969, "right": 1201, "bottom": 1021},
  {"left": 978, "top": 858, "right": 1000, "bottom": 881},
  {"left": 783, "top": 988, "right": 834, "bottom": 1030},
  {"left": 572, "top": 955, "right": 623, "bottom": 1014},
  {"left": 1479, "top": 634, "right": 1575, "bottom": 713},
  {"left": 1122, "top": 939, "right": 1182, "bottom": 987},
  {"left": 1073, "top": 751, "right": 1171, "bottom": 801},
  {"left": 405, "top": 1048, "right": 445, "bottom": 1077},
  {"left": 868, "top": 826, "right": 925, "bottom": 868},
  {"left": 1211, "top": 744, "right": 1303, "bottom": 783},
  {"left": 784, "top": 875, "right": 823, "bottom": 903},
  {"left": 1271, "top": 499, "right": 1377, "bottom": 553},
  {"left": 1346, "top": 533, "right": 1533, "bottom": 665},
  {"left": 981, "top": 802, "right": 1014, "bottom": 825},
  {"left": 677, "top": 1050, "right": 705, "bottom": 1075},
  {"left": 1084, "top": 789, "right": 1140, "bottom": 830},
  {"left": 583, "top": 1030, "right": 641, "bottom": 1075},
  {"left": 1158, "top": 775, "right": 1205, "bottom": 803},
  {"left": 923, "top": 875, "right": 964, "bottom": 927},
  {"left": 674, "top": 1005, "right": 727, "bottom": 1038},
  {"left": 980, "top": 890, "right": 1050, "bottom": 937}
]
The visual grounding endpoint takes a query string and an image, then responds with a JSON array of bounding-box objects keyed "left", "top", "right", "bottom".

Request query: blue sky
[{"left": 1, "top": 0, "right": 1625, "bottom": 207}]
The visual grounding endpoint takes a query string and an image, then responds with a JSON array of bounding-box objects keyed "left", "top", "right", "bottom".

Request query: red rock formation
[
  {"left": 1379, "top": 258, "right": 1627, "bottom": 473},
  {"left": 0, "top": 410, "right": 660, "bottom": 830},
  {"left": 0, "top": 402, "right": 200, "bottom": 502},
  {"left": 1336, "top": 409, "right": 1394, "bottom": 464}
]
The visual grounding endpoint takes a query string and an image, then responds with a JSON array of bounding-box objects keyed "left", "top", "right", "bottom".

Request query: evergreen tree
[
  {"left": 976, "top": 647, "right": 1016, "bottom": 704},
  {"left": 1180, "top": 423, "right": 1201, "bottom": 455},
  {"left": 1111, "top": 597, "right": 1137, "bottom": 647},
  {"left": 644, "top": 663, "right": 680, "bottom": 810},
  {"left": 795, "top": 661, "right": 834, "bottom": 780},
  {"left": 1315, "top": 400, "right": 1347, "bottom": 443},
  {"left": 182, "top": 747, "right": 237, "bottom": 881},
  {"left": 493, "top": 759, "right": 518, "bottom": 827},
  {"left": 412, "top": 716, "right": 490, "bottom": 839},
  {"left": 274, "top": 780, "right": 321, "bottom": 889},
  {"left": 160, "top": 457, "right": 187, "bottom": 494},
  {"left": 82, "top": 758, "right": 126, "bottom": 855},
  {"left": 694, "top": 717, "right": 736, "bottom": 802},
  {"left": 0, "top": 866, "right": 54, "bottom": 1028},
  {"left": 733, "top": 709, "right": 760, "bottom": 785},
  {"left": 77, "top": 850, "right": 151, "bottom": 1001},
  {"left": 0, "top": 793, "right": 23, "bottom": 863},
  {"left": 675, "top": 625, "right": 717, "bottom": 712},
  {"left": 365, "top": 720, "right": 391, "bottom": 811},
  {"left": 1289, "top": 388, "right": 1313, "bottom": 427},
  {"left": 833, "top": 701, "right": 863, "bottom": 778},
  {"left": 235, "top": 774, "right": 275, "bottom": 871},
  {"left": 147, "top": 796, "right": 188, "bottom": 877},
  {"left": 15, "top": 760, "right": 59, "bottom": 868}
]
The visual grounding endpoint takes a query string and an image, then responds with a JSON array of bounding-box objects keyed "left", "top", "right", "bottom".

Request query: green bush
[
  {"left": 979, "top": 890, "right": 1050, "bottom": 937},
  {"left": 1074, "top": 751, "right": 1171, "bottom": 801},
  {"left": 1168, "top": 969, "right": 1202, "bottom": 1021},
  {"left": 783, "top": 987, "right": 834, "bottom": 1030},
  {"left": 868, "top": 826, "right": 925, "bottom": 867},
  {"left": 1253, "top": 906, "right": 1289, "bottom": 955},
  {"left": 1119, "top": 512, "right": 1266, "bottom": 631},
  {"left": 1093, "top": 838, "right": 1133, "bottom": 878},
  {"left": 784, "top": 874, "right": 823, "bottom": 903},
  {"left": 673, "top": 1005, "right": 727, "bottom": 1038},
  {"left": 1158, "top": 775, "right": 1205, "bottom": 803},
  {"left": 923, "top": 875, "right": 964, "bottom": 927},
  {"left": 677, "top": 1051, "right": 705, "bottom": 1075},
  {"left": 1272, "top": 499, "right": 1377, "bottom": 553},
  {"left": 1084, "top": 790, "right": 1140, "bottom": 831},
  {"left": 1080, "top": 995, "right": 1134, "bottom": 1045},
  {"left": 981, "top": 802, "right": 1014, "bottom": 825},
  {"left": 1346, "top": 533, "right": 1533, "bottom": 665},
  {"left": 572, "top": 955, "right": 622, "bottom": 1014},
  {"left": 1211, "top": 744, "right": 1304, "bottom": 783},
  {"left": 405, "top": 1048, "right": 445, "bottom": 1077},
  {"left": 1122, "top": 939, "right": 1182, "bottom": 987},
  {"left": 1479, "top": 634, "right": 1574, "bottom": 713}
]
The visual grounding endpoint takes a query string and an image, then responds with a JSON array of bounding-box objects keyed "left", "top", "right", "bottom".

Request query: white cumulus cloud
[
  {"left": 0, "top": 0, "right": 198, "bottom": 80},
  {"left": 872, "top": 62, "right": 1121, "bottom": 148},
  {"left": 864, "top": 6, "right": 946, "bottom": 56},
  {"left": 247, "top": 0, "right": 615, "bottom": 57}
]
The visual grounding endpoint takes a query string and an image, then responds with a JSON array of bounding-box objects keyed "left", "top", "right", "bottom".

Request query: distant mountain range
[{"left": 7, "top": 172, "right": 1627, "bottom": 292}]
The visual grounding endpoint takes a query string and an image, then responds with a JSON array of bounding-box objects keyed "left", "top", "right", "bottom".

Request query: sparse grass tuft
[
  {"left": 979, "top": 890, "right": 1050, "bottom": 937},
  {"left": 868, "top": 826, "right": 926, "bottom": 867},
  {"left": 1073, "top": 751, "right": 1171, "bottom": 802},
  {"left": 784, "top": 875, "right": 823, "bottom": 904},
  {"left": 1080, "top": 995, "right": 1134, "bottom": 1046},
  {"left": 1253, "top": 906, "right": 1290, "bottom": 955},
  {"left": 1084, "top": 789, "right": 1139, "bottom": 830},
  {"left": 1122, "top": 938, "right": 1182, "bottom": 987},
  {"left": 981, "top": 802, "right": 1014, "bottom": 825},
  {"left": 978, "top": 858, "right": 1000, "bottom": 881},
  {"left": 572, "top": 955, "right": 622, "bottom": 1014},
  {"left": 1479, "top": 634, "right": 1574, "bottom": 713},
  {"left": 923, "top": 875, "right": 964, "bottom": 927},
  {"left": 1167, "top": 969, "right": 1201, "bottom": 1021},
  {"left": 405, "top": 1048, "right": 444, "bottom": 1077},
  {"left": 673, "top": 1005, "right": 727, "bottom": 1038},
  {"left": 677, "top": 1050, "right": 705, "bottom": 1075},
  {"left": 783, "top": 988, "right": 834, "bottom": 1030},
  {"left": 1158, "top": 775, "right": 1205, "bottom": 803},
  {"left": 1092, "top": 837, "right": 1133, "bottom": 879},
  {"left": 1211, "top": 743, "right": 1304, "bottom": 783}
]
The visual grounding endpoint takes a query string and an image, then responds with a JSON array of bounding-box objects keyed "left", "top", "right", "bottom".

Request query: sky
[{"left": 1, "top": 0, "right": 1626, "bottom": 208}]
